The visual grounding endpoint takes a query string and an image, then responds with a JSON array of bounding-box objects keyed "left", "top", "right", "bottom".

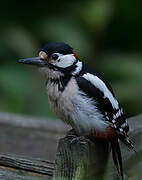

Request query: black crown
[{"left": 41, "top": 42, "right": 73, "bottom": 57}]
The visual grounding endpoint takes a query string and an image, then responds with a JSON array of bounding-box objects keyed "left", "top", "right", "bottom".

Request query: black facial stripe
[
  {"left": 51, "top": 54, "right": 59, "bottom": 60},
  {"left": 48, "top": 75, "right": 71, "bottom": 92}
]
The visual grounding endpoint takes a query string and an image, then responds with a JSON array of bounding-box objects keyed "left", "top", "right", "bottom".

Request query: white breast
[
  {"left": 46, "top": 78, "right": 77, "bottom": 127},
  {"left": 46, "top": 77, "right": 108, "bottom": 135}
]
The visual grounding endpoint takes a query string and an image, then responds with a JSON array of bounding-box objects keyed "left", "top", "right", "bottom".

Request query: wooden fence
[{"left": 0, "top": 112, "right": 141, "bottom": 180}]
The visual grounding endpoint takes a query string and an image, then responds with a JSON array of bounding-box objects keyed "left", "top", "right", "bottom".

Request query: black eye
[{"left": 51, "top": 54, "right": 59, "bottom": 60}]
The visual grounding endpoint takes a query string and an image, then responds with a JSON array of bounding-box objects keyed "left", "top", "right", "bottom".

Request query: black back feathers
[{"left": 41, "top": 42, "right": 73, "bottom": 57}]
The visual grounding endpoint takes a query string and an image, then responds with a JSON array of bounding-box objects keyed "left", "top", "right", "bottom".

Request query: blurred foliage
[{"left": 0, "top": 0, "right": 142, "bottom": 118}]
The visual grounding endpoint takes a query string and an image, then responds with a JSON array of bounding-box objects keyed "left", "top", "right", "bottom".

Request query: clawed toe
[
  {"left": 66, "top": 129, "right": 77, "bottom": 136},
  {"left": 70, "top": 136, "right": 86, "bottom": 145}
]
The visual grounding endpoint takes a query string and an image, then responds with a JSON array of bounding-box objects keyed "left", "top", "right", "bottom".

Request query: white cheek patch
[
  {"left": 83, "top": 73, "right": 119, "bottom": 109},
  {"left": 55, "top": 54, "right": 76, "bottom": 68},
  {"left": 72, "top": 61, "right": 83, "bottom": 75}
]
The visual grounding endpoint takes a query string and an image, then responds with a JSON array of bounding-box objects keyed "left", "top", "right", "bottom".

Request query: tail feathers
[
  {"left": 119, "top": 136, "right": 136, "bottom": 152},
  {"left": 111, "top": 140, "right": 124, "bottom": 180}
]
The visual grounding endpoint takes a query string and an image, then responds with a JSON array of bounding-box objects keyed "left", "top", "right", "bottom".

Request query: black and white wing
[
  {"left": 75, "top": 63, "right": 135, "bottom": 180},
  {"left": 76, "top": 63, "right": 129, "bottom": 137}
]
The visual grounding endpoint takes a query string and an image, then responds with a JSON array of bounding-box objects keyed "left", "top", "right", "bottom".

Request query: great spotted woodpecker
[{"left": 19, "top": 42, "right": 135, "bottom": 180}]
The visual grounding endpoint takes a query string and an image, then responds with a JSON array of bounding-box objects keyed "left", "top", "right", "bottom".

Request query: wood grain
[{"left": 0, "top": 113, "right": 141, "bottom": 179}]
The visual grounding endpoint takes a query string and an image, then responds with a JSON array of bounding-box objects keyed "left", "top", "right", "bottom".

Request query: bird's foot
[
  {"left": 66, "top": 129, "right": 90, "bottom": 146},
  {"left": 70, "top": 136, "right": 87, "bottom": 145},
  {"left": 66, "top": 129, "right": 78, "bottom": 139},
  {"left": 66, "top": 128, "right": 77, "bottom": 136}
]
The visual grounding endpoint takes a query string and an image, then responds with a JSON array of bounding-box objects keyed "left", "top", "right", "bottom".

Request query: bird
[{"left": 19, "top": 42, "right": 135, "bottom": 180}]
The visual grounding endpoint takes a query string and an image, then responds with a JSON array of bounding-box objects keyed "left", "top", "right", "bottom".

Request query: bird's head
[{"left": 19, "top": 42, "right": 82, "bottom": 78}]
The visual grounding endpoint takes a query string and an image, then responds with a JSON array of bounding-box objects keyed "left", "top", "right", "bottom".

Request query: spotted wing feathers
[{"left": 76, "top": 64, "right": 129, "bottom": 136}]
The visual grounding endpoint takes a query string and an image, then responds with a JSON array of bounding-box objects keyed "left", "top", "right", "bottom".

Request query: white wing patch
[
  {"left": 83, "top": 73, "right": 119, "bottom": 109},
  {"left": 113, "top": 109, "right": 123, "bottom": 120}
]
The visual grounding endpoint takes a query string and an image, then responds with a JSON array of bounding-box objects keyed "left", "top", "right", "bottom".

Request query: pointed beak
[{"left": 18, "top": 57, "right": 47, "bottom": 67}]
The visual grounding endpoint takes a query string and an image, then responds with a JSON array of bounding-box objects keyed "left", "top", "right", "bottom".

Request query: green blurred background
[{"left": 0, "top": 0, "right": 142, "bottom": 119}]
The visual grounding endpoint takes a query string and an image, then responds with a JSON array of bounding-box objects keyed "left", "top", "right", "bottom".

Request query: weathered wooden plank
[
  {"left": 0, "top": 166, "right": 52, "bottom": 180},
  {"left": 0, "top": 154, "right": 54, "bottom": 175},
  {"left": 0, "top": 113, "right": 141, "bottom": 180},
  {"left": 0, "top": 112, "right": 68, "bottom": 133},
  {"left": 0, "top": 112, "right": 69, "bottom": 161},
  {"left": 0, "top": 154, "right": 53, "bottom": 180}
]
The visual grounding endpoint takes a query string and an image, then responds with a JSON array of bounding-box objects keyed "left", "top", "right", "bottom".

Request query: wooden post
[{"left": 53, "top": 134, "right": 109, "bottom": 180}]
